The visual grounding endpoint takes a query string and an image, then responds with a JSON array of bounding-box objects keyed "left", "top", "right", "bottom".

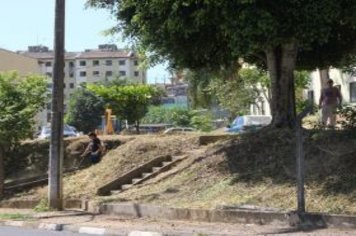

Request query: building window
[
  {"left": 119, "top": 71, "right": 126, "bottom": 76},
  {"left": 47, "top": 83, "right": 52, "bottom": 89},
  {"left": 47, "top": 113, "right": 51, "bottom": 122},
  {"left": 105, "top": 71, "right": 113, "bottom": 77},
  {"left": 93, "top": 60, "right": 99, "bottom": 66},
  {"left": 119, "top": 60, "right": 126, "bottom": 65},
  {"left": 79, "top": 60, "right": 86, "bottom": 66},
  {"left": 64, "top": 83, "right": 66, "bottom": 88},
  {"left": 350, "top": 82, "right": 356, "bottom": 103},
  {"left": 134, "top": 60, "right": 139, "bottom": 66},
  {"left": 69, "top": 72, "right": 74, "bottom": 78},
  {"left": 307, "top": 90, "right": 314, "bottom": 103},
  {"left": 45, "top": 61, "right": 52, "bottom": 67},
  {"left": 46, "top": 72, "right": 52, "bottom": 77},
  {"left": 69, "top": 61, "right": 74, "bottom": 67},
  {"left": 70, "top": 83, "right": 74, "bottom": 89},
  {"left": 105, "top": 60, "right": 112, "bottom": 66},
  {"left": 79, "top": 71, "right": 86, "bottom": 77},
  {"left": 134, "top": 71, "right": 139, "bottom": 77},
  {"left": 93, "top": 71, "right": 100, "bottom": 76},
  {"left": 46, "top": 103, "right": 51, "bottom": 110}
]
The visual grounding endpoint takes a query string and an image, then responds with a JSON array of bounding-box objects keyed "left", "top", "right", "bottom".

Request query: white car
[{"left": 38, "top": 125, "right": 80, "bottom": 139}]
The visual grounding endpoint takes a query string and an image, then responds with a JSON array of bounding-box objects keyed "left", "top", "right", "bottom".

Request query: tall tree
[
  {"left": 88, "top": 84, "right": 159, "bottom": 133},
  {"left": 87, "top": 0, "right": 356, "bottom": 128},
  {"left": 0, "top": 72, "right": 47, "bottom": 198},
  {"left": 65, "top": 89, "right": 105, "bottom": 133}
]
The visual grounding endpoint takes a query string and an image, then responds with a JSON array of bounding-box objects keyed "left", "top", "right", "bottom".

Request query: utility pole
[{"left": 49, "top": 0, "right": 65, "bottom": 210}]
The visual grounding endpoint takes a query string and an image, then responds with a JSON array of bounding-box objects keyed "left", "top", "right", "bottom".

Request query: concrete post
[{"left": 49, "top": 0, "right": 65, "bottom": 210}]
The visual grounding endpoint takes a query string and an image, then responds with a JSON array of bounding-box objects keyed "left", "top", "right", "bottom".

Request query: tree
[
  {"left": 0, "top": 72, "right": 47, "bottom": 198},
  {"left": 65, "top": 89, "right": 106, "bottom": 133},
  {"left": 209, "top": 67, "right": 270, "bottom": 118},
  {"left": 88, "top": 84, "right": 159, "bottom": 133},
  {"left": 87, "top": 0, "right": 356, "bottom": 128},
  {"left": 185, "top": 70, "right": 214, "bottom": 109}
]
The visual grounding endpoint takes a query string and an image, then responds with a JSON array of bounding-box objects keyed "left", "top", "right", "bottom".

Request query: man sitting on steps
[{"left": 80, "top": 132, "right": 103, "bottom": 164}]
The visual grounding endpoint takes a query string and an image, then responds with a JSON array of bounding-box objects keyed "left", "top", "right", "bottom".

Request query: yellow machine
[{"left": 104, "top": 109, "right": 114, "bottom": 135}]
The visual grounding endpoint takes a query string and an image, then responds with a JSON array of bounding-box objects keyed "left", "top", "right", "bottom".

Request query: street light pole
[{"left": 49, "top": 0, "right": 65, "bottom": 210}]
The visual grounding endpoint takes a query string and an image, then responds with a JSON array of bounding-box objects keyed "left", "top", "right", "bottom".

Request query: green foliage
[
  {"left": 337, "top": 105, "right": 356, "bottom": 129},
  {"left": 142, "top": 106, "right": 191, "bottom": 126},
  {"left": 34, "top": 198, "right": 53, "bottom": 212},
  {"left": 142, "top": 106, "right": 213, "bottom": 131},
  {"left": 65, "top": 89, "right": 105, "bottom": 133},
  {"left": 0, "top": 72, "right": 47, "bottom": 148},
  {"left": 0, "top": 213, "right": 31, "bottom": 220},
  {"left": 88, "top": 0, "right": 356, "bottom": 127},
  {"left": 185, "top": 70, "right": 214, "bottom": 109},
  {"left": 87, "top": 0, "right": 355, "bottom": 70},
  {"left": 209, "top": 68, "right": 270, "bottom": 117},
  {"left": 294, "top": 71, "right": 312, "bottom": 113},
  {"left": 190, "top": 113, "right": 213, "bottom": 132},
  {"left": 88, "top": 84, "right": 160, "bottom": 127}
]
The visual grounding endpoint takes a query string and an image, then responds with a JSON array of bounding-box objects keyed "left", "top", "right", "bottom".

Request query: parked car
[
  {"left": 38, "top": 124, "right": 81, "bottom": 139},
  {"left": 225, "top": 115, "right": 272, "bottom": 133},
  {"left": 163, "top": 127, "right": 196, "bottom": 134}
]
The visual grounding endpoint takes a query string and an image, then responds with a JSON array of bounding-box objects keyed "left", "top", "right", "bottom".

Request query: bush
[{"left": 337, "top": 105, "right": 356, "bottom": 129}]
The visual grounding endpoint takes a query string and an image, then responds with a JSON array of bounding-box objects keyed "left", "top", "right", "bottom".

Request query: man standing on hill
[
  {"left": 319, "top": 79, "right": 342, "bottom": 127},
  {"left": 80, "top": 132, "right": 103, "bottom": 164}
]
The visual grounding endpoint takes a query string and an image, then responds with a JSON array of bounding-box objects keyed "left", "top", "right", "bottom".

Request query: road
[{"left": 0, "top": 226, "right": 88, "bottom": 236}]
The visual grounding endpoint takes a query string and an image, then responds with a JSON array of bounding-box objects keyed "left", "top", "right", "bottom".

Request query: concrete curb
[
  {"left": 96, "top": 202, "right": 356, "bottom": 229},
  {"left": 0, "top": 220, "right": 166, "bottom": 236}
]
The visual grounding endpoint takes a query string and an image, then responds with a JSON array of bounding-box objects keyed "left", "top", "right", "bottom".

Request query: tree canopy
[
  {"left": 87, "top": 0, "right": 355, "bottom": 69},
  {"left": 87, "top": 0, "right": 356, "bottom": 127},
  {"left": 88, "top": 83, "right": 160, "bottom": 132},
  {"left": 0, "top": 72, "right": 47, "bottom": 197},
  {"left": 65, "top": 88, "right": 106, "bottom": 133}
]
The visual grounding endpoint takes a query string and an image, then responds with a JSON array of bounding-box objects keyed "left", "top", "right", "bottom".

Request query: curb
[
  {"left": 0, "top": 220, "right": 165, "bottom": 236},
  {"left": 96, "top": 202, "right": 356, "bottom": 229}
]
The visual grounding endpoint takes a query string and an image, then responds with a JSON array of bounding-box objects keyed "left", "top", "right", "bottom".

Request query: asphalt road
[{"left": 0, "top": 226, "right": 89, "bottom": 236}]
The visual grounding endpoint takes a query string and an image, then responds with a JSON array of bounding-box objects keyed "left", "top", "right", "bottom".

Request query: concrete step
[
  {"left": 110, "top": 190, "right": 122, "bottom": 195},
  {"left": 152, "top": 167, "right": 161, "bottom": 172},
  {"left": 162, "top": 161, "right": 172, "bottom": 166},
  {"left": 172, "top": 155, "right": 185, "bottom": 161},
  {"left": 121, "top": 184, "right": 133, "bottom": 190},
  {"left": 131, "top": 178, "right": 142, "bottom": 184},
  {"left": 141, "top": 172, "right": 151, "bottom": 178}
]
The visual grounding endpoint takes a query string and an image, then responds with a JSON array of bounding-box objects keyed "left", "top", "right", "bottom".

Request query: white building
[
  {"left": 19, "top": 44, "right": 147, "bottom": 127},
  {"left": 307, "top": 68, "right": 356, "bottom": 105}
]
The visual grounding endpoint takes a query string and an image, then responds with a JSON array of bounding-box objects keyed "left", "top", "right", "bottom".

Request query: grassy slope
[
  {"left": 14, "top": 135, "right": 200, "bottom": 199},
  {"left": 104, "top": 129, "right": 356, "bottom": 215},
  {"left": 7, "top": 129, "right": 356, "bottom": 215}
]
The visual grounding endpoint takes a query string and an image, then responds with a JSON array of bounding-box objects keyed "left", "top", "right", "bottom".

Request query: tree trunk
[
  {"left": 135, "top": 120, "right": 140, "bottom": 134},
  {"left": 319, "top": 68, "right": 330, "bottom": 89},
  {"left": 0, "top": 146, "right": 4, "bottom": 199},
  {"left": 266, "top": 42, "right": 298, "bottom": 128}
]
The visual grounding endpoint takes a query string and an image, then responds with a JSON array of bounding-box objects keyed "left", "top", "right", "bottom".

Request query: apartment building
[{"left": 19, "top": 44, "right": 147, "bottom": 126}]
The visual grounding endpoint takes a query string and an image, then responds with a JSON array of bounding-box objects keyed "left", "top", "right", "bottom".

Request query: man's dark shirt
[{"left": 89, "top": 137, "right": 101, "bottom": 153}]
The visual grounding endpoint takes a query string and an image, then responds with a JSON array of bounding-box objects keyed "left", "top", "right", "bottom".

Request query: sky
[{"left": 0, "top": 0, "right": 169, "bottom": 83}]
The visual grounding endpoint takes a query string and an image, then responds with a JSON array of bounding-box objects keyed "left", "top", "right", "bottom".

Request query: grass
[
  {"left": 0, "top": 213, "right": 32, "bottom": 220},
  {"left": 5, "top": 129, "right": 356, "bottom": 215}
]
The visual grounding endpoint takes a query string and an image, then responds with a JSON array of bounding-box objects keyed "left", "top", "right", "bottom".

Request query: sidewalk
[{"left": 0, "top": 208, "right": 355, "bottom": 235}]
